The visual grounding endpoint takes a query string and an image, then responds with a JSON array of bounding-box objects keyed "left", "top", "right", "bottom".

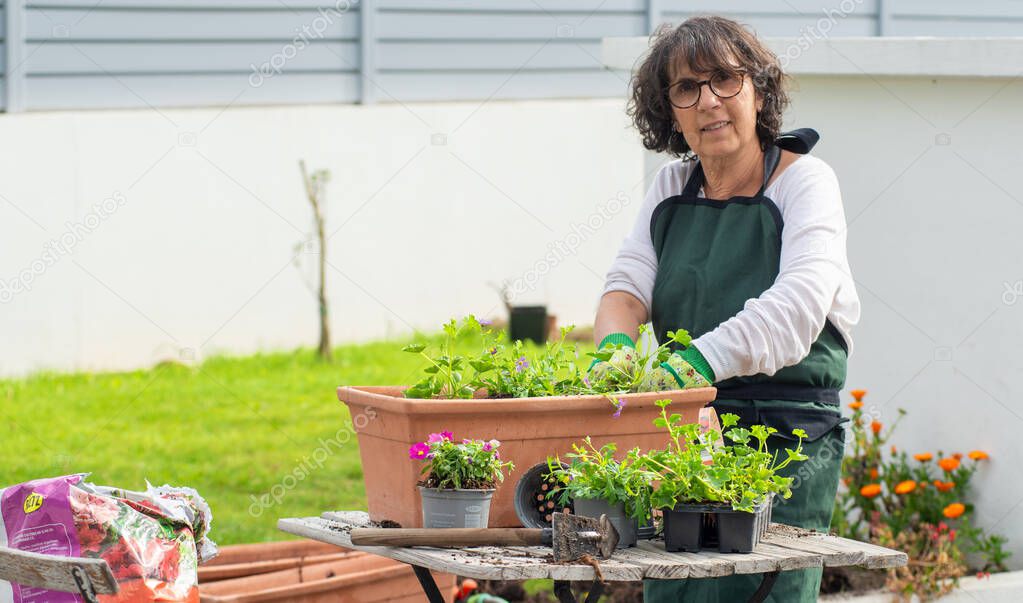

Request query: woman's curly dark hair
[{"left": 628, "top": 16, "right": 790, "bottom": 159}]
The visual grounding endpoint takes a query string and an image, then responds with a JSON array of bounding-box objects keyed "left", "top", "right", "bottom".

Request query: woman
[{"left": 593, "top": 16, "right": 860, "bottom": 602}]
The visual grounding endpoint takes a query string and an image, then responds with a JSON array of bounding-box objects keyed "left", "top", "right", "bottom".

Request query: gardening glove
[
  {"left": 638, "top": 346, "right": 715, "bottom": 392},
  {"left": 588, "top": 332, "right": 638, "bottom": 383}
]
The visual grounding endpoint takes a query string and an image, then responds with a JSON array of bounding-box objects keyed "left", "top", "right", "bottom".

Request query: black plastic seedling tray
[{"left": 661, "top": 496, "right": 773, "bottom": 553}]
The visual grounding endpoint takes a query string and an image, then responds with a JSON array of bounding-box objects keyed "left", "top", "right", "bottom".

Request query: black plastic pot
[
  {"left": 513, "top": 462, "right": 572, "bottom": 528},
  {"left": 508, "top": 305, "right": 547, "bottom": 344},
  {"left": 661, "top": 495, "right": 773, "bottom": 554}
]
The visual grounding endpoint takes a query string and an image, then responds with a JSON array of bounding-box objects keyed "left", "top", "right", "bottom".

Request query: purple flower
[
  {"left": 612, "top": 398, "right": 627, "bottom": 419},
  {"left": 479, "top": 317, "right": 493, "bottom": 326},
  {"left": 582, "top": 376, "right": 591, "bottom": 387},
  {"left": 409, "top": 442, "right": 430, "bottom": 460},
  {"left": 494, "top": 450, "right": 500, "bottom": 459},
  {"left": 483, "top": 442, "right": 492, "bottom": 452},
  {"left": 488, "top": 347, "right": 498, "bottom": 356},
  {"left": 515, "top": 356, "right": 530, "bottom": 372}
]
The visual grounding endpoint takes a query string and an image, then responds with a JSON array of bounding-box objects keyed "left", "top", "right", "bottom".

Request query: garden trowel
[{"left": 350, "top": 512, "right": 619, "bottom": 561}]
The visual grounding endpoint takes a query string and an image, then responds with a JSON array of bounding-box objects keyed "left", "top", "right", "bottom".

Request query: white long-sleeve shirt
[{"left": 603, "top": 154, "right": 861, "bottom": 381}]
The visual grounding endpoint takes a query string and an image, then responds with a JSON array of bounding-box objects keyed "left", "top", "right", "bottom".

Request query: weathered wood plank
[
  {"left": 278, "top": 514, "right": 907, "bottom": 582},
  {"left": 0, "top": 546, "right": 118, "bottom": 595}
]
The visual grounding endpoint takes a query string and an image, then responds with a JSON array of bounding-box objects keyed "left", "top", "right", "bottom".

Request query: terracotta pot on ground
[
  {"left": 340, "top": 385, "right": 716, "bottom": 528},
  {"left": 199, "top": 542, "right": 453, "bottom": 603},
  {"left": 198, "top": 540, "right": 351, "bottom": 582}
]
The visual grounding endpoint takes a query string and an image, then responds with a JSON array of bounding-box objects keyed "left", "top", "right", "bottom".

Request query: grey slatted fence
[{"left": 1, "top": 0, "right": 1020, "bottom": 112}]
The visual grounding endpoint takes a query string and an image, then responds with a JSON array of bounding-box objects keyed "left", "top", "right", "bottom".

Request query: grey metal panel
[
  {"left": 375, "top": 11, "right": 645, "bottom": 41},
  {"left": 374, "top": 69, "right": 630, "bottom": 102},
  {"left": 889, "top": 18, "right": 1023, "bottom": 36},
  {"left": 28, "top": 1, "right": 357, "bottom": 6},
  {"left": 377, "top": 40, "right": 609, "bottom": 71},
  {"left": 661, "top": 0, "right": 881, "bottom": 16},
  {"left": 24, "top": 7, "right": 359, "bottom": 41},
  {"left": 893, "top": 0, "right": 1023, "bottom": 19},
  {"left": 659, "top": 13, "right": 880, "bottom": 37},
  {"left": 23, "top": 72, "right": 360, "bottom": 109},
  {"left": 377, "top": 1, "right": 645, "bottom": 11},
  {"left": 25, "top": 41, "right": 359, "bottom": 74}
]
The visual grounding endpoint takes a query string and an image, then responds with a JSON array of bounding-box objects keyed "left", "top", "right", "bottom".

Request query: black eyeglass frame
[{"left": 665, "top": 70, "right": 747, "bottom": 109}]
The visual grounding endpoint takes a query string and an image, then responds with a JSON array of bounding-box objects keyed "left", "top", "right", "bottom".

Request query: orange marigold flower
[
  {"left": 850, "top": 389, "right": 867, "bottom": 402},
  {"left": 919, "top": 481, "right": 929, "bottom": 488},
  {"left": 938, "top": 457, "right": 960, "bottom": 472},
  {"left": 869, "top": 468, "right": 879, "bottom": 480},
  {"left": 914, "top": 452, "right": 933, "bottom": 462},
  {"left": 953, "top": 452, "right": 964, "bottom": 460},
  {"left": 895, "top": 480, "right": 917, "bottom": 495},
  {"left": 943, "top": 503, "right": 966, "bottom": 519},
  {"left": 871, "top": 420, "right": 883, "bottom": 435},
  {"left": 860, "top": 483, "right": 882, "bottom": 498},
  {"left": 934, "top": 480, "right": 956, "bottom": 492},
  {"left": 891, "top": 445, "right": 897, "bottom": 455},
  {"left": 848, "top": 401, "right": 863, "bottom": 410},
  {"left": 968, "top": 450, "right": 989, "bottom": 461}
]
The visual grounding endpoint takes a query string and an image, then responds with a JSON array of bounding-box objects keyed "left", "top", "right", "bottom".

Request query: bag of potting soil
[{"left": 0, "top": 474, "right": 216, "bottom": 602}]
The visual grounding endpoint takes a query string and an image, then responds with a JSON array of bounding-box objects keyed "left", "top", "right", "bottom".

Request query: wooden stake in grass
[{"left": 299, "top": 160, "right": 332, "bottom": 361}]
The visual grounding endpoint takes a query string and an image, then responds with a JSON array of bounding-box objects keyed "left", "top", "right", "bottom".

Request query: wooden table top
[{"left": 278, "top": 511, "right": 907, "bottom": 582}]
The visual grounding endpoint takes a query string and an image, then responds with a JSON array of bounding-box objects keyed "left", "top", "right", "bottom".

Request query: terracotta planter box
[
  {"left": 199, "top": 551, "right": 454, "bottom": 603},
  {"left": 199, "top": 540, "right": 353, "bottom": 582},
  {"left": 340, "top": 385, "right": 716, "bottom": 528}
]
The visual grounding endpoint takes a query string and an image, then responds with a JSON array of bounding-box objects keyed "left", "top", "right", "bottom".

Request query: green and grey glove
[
  {"left": 638, "top": 346, "right": 715, "bottom": 392},
  {"left": 588, "top": 332, "right": 638, "bottom": 384}
]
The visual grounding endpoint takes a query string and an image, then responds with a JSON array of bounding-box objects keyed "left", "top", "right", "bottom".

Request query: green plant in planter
[
  {"left": 402, "top": 316, "right": 498, "bottom": 399},
  {"left": 545, "top": 438, "right": 657, "bottom": 523},
  {"left": 643, "top": 400, "right": 810, "bottom": 512},
  {"left": 410, "top": 432, "right": 515, "bottom": 489},
  {"left": 402, "top": 316, "right": 702, "bottom": 399}
]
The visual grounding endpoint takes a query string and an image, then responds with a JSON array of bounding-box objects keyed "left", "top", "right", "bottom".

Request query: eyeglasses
[{"left": 666, "top": 70, "right": 745, "bottom": 109}]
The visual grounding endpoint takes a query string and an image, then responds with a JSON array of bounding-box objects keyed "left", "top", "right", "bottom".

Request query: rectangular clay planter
[
  {"left": 199, "top": 540, "right": 353, "bottom": 582},
  {"left": 340, "top": 385, "right": 716, "bottom": 528},
  {"left": 199, "top": 552, "right": 454, "bottom": 603}
]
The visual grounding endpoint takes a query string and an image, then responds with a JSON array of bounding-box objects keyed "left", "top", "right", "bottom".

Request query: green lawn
[{"left": 1, "top": 335, "right": 594, "bottom": 545}]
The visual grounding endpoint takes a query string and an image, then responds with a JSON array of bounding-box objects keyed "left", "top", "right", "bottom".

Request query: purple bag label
[{"left": 1, "top": 476, "right": 83, "bottom": 603}]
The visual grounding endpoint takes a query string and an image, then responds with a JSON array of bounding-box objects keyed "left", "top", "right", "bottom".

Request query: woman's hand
[
  {"left": 638, "top": 348, "right": 714, "bottom": 392},
  {"left": 588, "top": 333, "right": 638, "bottom": 385}
]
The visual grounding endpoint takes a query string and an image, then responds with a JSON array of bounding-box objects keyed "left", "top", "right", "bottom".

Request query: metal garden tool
[{"left": 350, "top": 512, "right": 619, "bottom": 561}]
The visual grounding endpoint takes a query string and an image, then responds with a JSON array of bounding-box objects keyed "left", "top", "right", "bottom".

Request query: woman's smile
[{"left": 701, "top": 120, "right": 731, "bottom": 132}]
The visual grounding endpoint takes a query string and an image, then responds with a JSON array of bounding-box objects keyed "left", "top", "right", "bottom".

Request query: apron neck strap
[
  {"left": 683, "top": 144, "right": 782, "bottom": 199},
  {"left": 755, "top": 144, "right": 782, "bottom": 197}
]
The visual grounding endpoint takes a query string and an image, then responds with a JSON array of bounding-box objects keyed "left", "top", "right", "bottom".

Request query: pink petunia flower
[
  {"left": 428, "top": 431, "right": 453, "bottom": 444},
  {"left": 409, "top": 442, "right": 430, "bottom": 459}
]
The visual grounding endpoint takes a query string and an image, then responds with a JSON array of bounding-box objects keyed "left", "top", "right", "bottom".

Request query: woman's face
[{"left": 668, "top": 59, "right": 762, "bottom": 160}]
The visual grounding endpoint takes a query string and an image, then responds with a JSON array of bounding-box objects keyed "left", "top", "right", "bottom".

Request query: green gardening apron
[{"left": 645, "top": 129, "right": 849, "bottom": 603}]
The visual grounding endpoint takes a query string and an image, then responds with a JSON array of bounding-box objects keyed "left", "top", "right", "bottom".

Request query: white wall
[
  {"left": 0, "top": 98, "right": 645, "bottom": 374},
  {"left": 785, "top": 72, "right": 1023, "bottom": 568}
]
